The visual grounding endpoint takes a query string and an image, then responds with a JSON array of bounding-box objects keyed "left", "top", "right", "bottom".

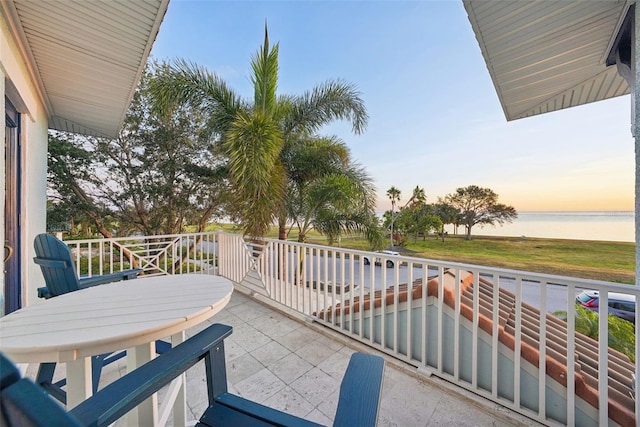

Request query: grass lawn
[
  {"left": 206, "top": 224, "right": 635, "bottom": 284},
  {"left": 313, "top": 234, "right": 635, "bottom": 284},
  {"left": 404, "top": 235, "right": 634, "bottom": 284}
]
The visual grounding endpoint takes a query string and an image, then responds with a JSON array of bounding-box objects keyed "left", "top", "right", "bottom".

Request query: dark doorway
[{"left": 5, "top": 97, "right": 21, "bottom": 314}]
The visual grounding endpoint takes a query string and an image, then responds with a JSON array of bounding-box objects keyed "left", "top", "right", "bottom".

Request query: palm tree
[
  {"left": 403, "top": 185, "right": 426, "bottom": 210},
  {"left": 151, "top": 26, "right": 368, "bottom": 239},
  {"left": 285, "top": 136, "right": 380, "bottom": 245},
  {"left": 386, "top": 186, "right": 401, "bottom": 248}
]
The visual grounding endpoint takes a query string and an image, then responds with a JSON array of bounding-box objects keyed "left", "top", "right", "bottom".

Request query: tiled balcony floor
[{"left": 26, "top": 290, "right": 541, "bottom": 426}]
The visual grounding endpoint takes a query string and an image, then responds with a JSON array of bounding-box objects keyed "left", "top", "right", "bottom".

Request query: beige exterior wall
[{"left": 1, "top": 12, "right": 49, "bottom": 308}]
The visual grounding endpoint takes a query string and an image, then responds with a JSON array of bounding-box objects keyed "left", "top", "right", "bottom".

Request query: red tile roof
[{"left": 318, "top": 271, "right": 635, "bottom": 426}]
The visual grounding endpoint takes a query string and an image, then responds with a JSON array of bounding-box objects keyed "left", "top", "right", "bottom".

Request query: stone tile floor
[{"left": 26, "top": 289, "right": 542, "bottom": 426}]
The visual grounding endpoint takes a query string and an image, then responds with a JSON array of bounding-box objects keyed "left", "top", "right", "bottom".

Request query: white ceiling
[
  {"left": 2, "top": 0, "right": 170, "bottom": 137},
  {"left": 463, "top": 0, "right": 631, "bottom": 121}
]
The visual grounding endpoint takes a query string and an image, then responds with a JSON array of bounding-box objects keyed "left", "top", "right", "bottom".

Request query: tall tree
[
  {"left": 151, "top": 26, "right": 368, "bottom": 240},
  {"left": 445, "top": 185, "right": 517, "bottom": 240},
  {"left": 47, "top": 134, "right": 116, "bottom": 237},
  {"left": 386, "top": 186, "right": 401, "bottom": 247},
  {"left": 47, "top": 63, "right": 229, "bottom": 237},
  {"left": 432, "top": 200, "right": 461, "bottom": 242},
  {"left": 403, "top": 186, "right": 426, "bottom": 210}
]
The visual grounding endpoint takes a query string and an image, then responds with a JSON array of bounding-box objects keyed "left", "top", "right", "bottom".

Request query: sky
[{"left": 149, "top": 0, "right": 635, "bottom": 213}]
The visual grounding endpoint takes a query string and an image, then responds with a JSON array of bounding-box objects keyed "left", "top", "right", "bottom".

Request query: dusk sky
[{"left": 150, "top": 0, "right": 634, "bottom": 213}]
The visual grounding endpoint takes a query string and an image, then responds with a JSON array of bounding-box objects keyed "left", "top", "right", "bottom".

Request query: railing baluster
[
  {"left": 332, "top": 250, "right": 337, "bottom": 328},
  {"left": 99, "top": 240, "right": 104, "bottom": 275},
  {"left": 598, "top": 291, "right": 609, "bottom": 425},
  {"left": 514, "top": 276, "right": 522, "bottom": 408},
  {"left": 348, "top": 251, "right": 355, "bottom": 334},
  {"left": 358, "top": 255, "right": 364, "bottom": 340},
  {"left": 393, "top": 262, "right": 399, "bottom": 356},
  {"left": 538, "top": 281, "right": 547, "bottom": 421},
  {"left": 307, "top": 246, "right": 312, "bottom": 315},
  {"left": 381, "top": 260, "right": 387, "bottom": 351},
  {"left": 87, "top": 241, "right": 93, "bottom": 276},
  {"left": 315, "top": 247, "right": 321, "bottom": 320},
  {"left": 406, "top": 261, "right": 413, "bottom": 362},
  {"left": 491, "top": 273, "right": 499, "bottom": 399},
  {"left": 437, "top": 265, "right": 444, "bottom": 374},
  {"left": 566, "top": 283, "right": 576, "bottom": 426},
  {"left": 421, "top": 262, "right": 428, "bottom": 366},
  {"left": 453, "top": 268, "right": 460, "bottom": 381},
  {"left": 368, "top": 260, "right": 375, "bottom": 346},
  {"left": 323, "top": 247, "right": 328, "bottom": 324},
  {"left": 471, "top": 270, "right": 479, "bottom": 389}
]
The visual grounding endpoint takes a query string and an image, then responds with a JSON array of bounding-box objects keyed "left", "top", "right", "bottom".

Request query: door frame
[{"left": 5, "top": 96, "right": 21, "bottom": 314}]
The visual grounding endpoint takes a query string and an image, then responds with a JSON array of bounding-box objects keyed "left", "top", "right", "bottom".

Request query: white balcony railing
[{"left": 65, "top": 231, "right": 640, "bottom": 426}]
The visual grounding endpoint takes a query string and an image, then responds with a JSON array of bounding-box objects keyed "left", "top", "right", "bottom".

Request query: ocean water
[{"left": 446, "top": 211, "right": 634, "bottom": 243}]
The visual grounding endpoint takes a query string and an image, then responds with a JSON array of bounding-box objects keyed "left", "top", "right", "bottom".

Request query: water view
[{"left": 450, "top": 211, "right": 634, "bottom": 243}]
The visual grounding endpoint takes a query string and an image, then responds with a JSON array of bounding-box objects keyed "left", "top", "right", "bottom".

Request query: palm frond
[
  {"left": 149, "top": 59, "right": 246, "bottom": 136},
  {"left": 284, "top": 80, "right": 368, "bottom": 135},
  {"left": 251, "top": 27, "right": 279, "bottom": 114},
  {"left": 284, "top": 135, "right": 350, "bottom": 185}
]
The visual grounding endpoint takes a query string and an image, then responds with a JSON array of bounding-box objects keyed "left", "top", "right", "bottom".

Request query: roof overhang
[
  {"left": 463, "top": 0, "right": 632, "bottom": 121},
  {"left": 1, "top": 0, "right": 170, "bottom": 138}
]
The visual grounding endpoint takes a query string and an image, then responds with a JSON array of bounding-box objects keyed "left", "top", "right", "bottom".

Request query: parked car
[
  {"left": 575, "top": 290, "right": 636, "bottom": 323},
  {"left": 362, "top": 250, "right": 400, "bottom": 268}
]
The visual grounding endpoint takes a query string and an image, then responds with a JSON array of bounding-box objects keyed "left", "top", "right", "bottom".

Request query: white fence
[
  {"left": 65, "top": 232, "right": 218, "bottom": 277},
  {"left": 66, "top": 232, "right": 640, "bottom": 426}
]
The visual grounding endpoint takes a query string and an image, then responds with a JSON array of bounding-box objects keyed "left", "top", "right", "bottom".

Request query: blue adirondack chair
[
  {"left": 31, "top": 233, "right": 162, "bottom": 403},
  {"left": 0, "top": 323, "right": 385, "bottom": 427},
  {"left": 33, "top": 233, "right": 142, "bottom": 299}
]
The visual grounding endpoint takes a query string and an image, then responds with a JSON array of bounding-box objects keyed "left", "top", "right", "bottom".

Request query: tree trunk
[{"left": 278, "top": 216, "right": 287, "bottom": 241}]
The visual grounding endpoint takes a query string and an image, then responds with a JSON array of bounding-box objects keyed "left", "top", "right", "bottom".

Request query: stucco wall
[{"left": 1, "top": 11, "right": 49, "bottom": 308}]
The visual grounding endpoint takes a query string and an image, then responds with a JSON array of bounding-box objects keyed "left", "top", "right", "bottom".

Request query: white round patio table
[{"left": 0, "top": 274, "right": 234, "bottom": 426}]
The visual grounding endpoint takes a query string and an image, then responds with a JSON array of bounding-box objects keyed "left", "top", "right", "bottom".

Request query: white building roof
[
  {"left": 1, "top": 0, "right": 169, "bottom": 137},
  {"left": 463, "top": 0, "right": 632, "bottom": 121}
]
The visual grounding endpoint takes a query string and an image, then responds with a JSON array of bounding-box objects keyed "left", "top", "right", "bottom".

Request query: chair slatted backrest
[{"left": 33, "top": 233, "right": 81, "bottom": 296}]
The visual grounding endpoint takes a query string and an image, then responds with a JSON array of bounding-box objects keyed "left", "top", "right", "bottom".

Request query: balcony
[
  {"left": 24, "top": 289, "right": 532, "bottom": 426},
  {"left": 31, "top": 231, "right": 640, "bottom": 426}
]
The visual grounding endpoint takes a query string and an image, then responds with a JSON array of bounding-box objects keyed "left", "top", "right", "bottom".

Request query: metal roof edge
[
  {"left": 509, "top": 67, "right": 629, "bottom": 121},
  {"left": 112, "top": 0, "right": 171, "bottom": 138},
  {"left": 462, "top": 0, "right": 514, "bottom": 121},
  {"left": 0, "top": 0, "right": 52, "bottom": 117}
]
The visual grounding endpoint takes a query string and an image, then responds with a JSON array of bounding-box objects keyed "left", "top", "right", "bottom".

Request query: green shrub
[{"left": 555, "top": 305, "right": 635, "bottom": 362}]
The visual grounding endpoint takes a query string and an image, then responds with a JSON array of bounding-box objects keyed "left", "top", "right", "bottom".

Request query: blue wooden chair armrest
[
  {"left": 69, "top": 323, "right": 233, "bottom": 427},
  {"left": 33, "top": 257, "right": 68, "bottom": 269},
  {"left": 37, "top": 270, "right": 143, "bottom": 299},
  {"left": 36, "top": 287, "right": 51, "bottom": 299},
  {"left": 79, "top": 268, "right": 143, "bottom": 287}
]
